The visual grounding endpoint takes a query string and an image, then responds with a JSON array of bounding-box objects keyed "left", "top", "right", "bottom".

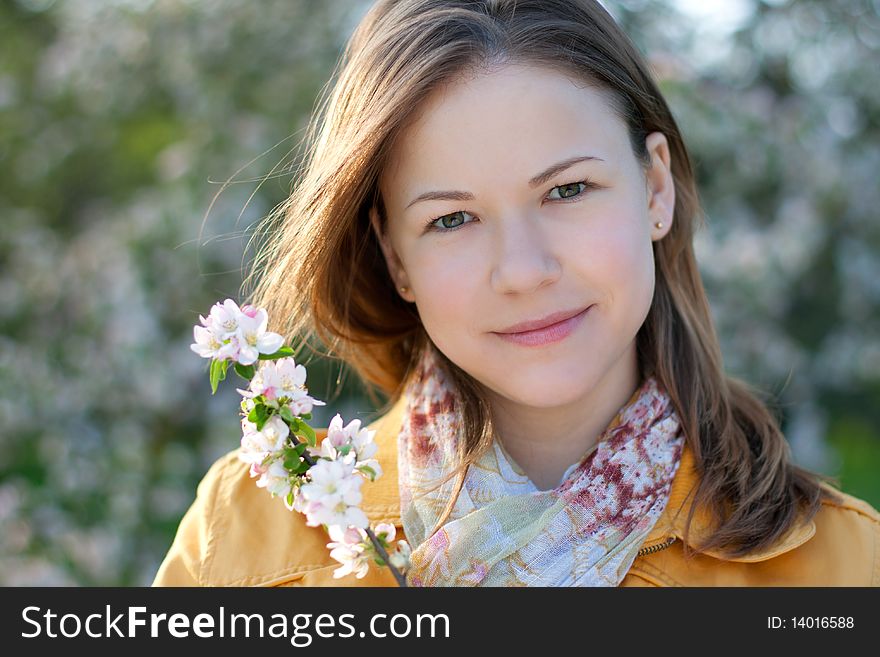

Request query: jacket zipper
[{"left": 636, "top": 535, "right": 677, "bottom": 557}]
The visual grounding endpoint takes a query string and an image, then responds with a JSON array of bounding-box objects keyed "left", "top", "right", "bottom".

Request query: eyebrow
[{"left": 404, "top": 154, "right": 604, "bottom": 210}]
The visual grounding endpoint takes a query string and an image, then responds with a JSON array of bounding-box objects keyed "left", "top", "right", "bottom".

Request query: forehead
[{"left": 380, "top": 63, "right": 626, "bottom": 197}]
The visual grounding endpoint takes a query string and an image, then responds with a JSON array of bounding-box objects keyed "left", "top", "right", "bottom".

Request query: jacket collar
[
  {"left": 358, "top": 394, "right": 816, "bottom": 563},
  {"left": 358, "top": 393, "right": 410, "bottom": 527},
  {"left": 638, "top": 442, "right": 816, "bottom": 562}
]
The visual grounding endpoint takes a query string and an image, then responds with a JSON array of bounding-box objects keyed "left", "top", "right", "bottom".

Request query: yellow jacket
[{"left": 153, "top": 395, "right": 880, "bottom": 587}]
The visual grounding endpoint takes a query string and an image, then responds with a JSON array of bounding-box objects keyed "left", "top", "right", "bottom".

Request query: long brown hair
[{"left": 244, "top": 0, "right": 842, "bottom": 560}]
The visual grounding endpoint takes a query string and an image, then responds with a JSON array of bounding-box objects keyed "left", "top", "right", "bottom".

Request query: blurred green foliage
[{"left": 0, "top": 0, "right": 877, "bottom": 585}]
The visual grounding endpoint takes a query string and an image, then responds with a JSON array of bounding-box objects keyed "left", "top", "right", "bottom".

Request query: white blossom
[
  {"left": 388, "top": 540, "right": 412, "bottom": 571},
  {"left": 191, "top": 299, "right": 284, "bottom": 365},
  {"left": 373, "top": 522, "right": 395, "bottom": 543},
  {"left": 255, "top": 460, "right": 297, "bottom": 510},
  {"left": 190, "top": 324, "right": 225, "bottom": 359},
  {"left": 299, "top": 459, "right": 368, "bottom": 528},
  {"left": 356, "top": 458, "right": 383, "bottom": 482},
  {"left": 326, "top": 525, "right": 371, "bottom": 579},
  {"left": 233, "top": 307, "right": 284, "bottom": 366},
  {"left": 320, "top": 413, "right": 377, "bottom": 462},
  {"left": 286, "top": 388, "right": 325, "bottom": 415},
  {"left": 202, "top": 298, "right": 244, "bottom": 338},
  {"left": 238, "top": 358, "right": 325, "bottom": 414},
  {"left": 238, "top": 415, "right": 289, "bottom": 468}
]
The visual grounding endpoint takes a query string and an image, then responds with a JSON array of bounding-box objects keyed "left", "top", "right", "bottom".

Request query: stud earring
[
  {"left": 399, "top": 286, "right": 409, "bottom": 294},
  {"left": 654, "top": 222, "right": 664, "bottom": 229}
]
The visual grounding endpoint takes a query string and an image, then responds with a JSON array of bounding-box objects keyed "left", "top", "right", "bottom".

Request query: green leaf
[
  {"left": 258, "top": 346, "right": 294, "bottom": 361},
  {"left": 279, "top": 406, "right": 295, "bottom": 423},
  {"left": 297, "top": 422, "right": 317, "bottom": 447},
  {"left": 209, "top": 361, "right": 220, "bottom": 394},
  {"left": 286, "top": 491, "right": 294, "bottom": 508},
  {"left": 300, "top": 412, "right": 312, "bottom": 420},
  {"left": 209, "top": 359, "right": 229, "bottom": 394},
  {"left": 357, "top": 464, "right": 377, "bottom": 480},
  {"left": 247, "top": 404, "right": 269, "bottom": 431},
  {"left": 234, "top": 363, "right": 255, "bottom": 380}
]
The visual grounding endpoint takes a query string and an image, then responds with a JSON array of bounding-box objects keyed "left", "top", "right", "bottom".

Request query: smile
[{"left": 492, "top": 305, "right": 593, "bottom": 347}]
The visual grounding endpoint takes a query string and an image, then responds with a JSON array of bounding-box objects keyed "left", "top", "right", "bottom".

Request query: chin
[{"left": 490, "top": 374, "right": 592, "bottom": 409}]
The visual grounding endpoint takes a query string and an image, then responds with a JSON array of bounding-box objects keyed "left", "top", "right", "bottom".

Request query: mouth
[
  {"left": 492, "top": 305, "right": 594, "bottom": 347},
  {"left": 494, "top": 305, "right": 593, "bottom": 334}
]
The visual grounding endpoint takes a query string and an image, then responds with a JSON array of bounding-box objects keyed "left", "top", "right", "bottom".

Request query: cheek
[
  {"left": 406, "top": 245, "right": 481, "bottom": 351},
  {"left": 560, "top": 200, "right": 655, "bottom": 313}
]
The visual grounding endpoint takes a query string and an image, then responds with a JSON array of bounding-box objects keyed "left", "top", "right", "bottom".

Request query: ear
[
  {"left": 644, "top": 132, "right": 675, "bottom": 241},
  {"left": 369, "top": 204, "right": 414, "bottom": 302}
]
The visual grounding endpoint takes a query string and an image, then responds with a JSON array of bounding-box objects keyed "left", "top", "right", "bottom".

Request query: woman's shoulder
[
  {"left": 152, "top": 404, "right": 407, "bottom": 587},
  {"left": 627, "top": 479, "right": 880, "bottom": 587},
  {"left": 151, "top": 445, "right": 331, "bottom": 586},
  {"left": 801, "top": 484, "right": 880, "bottom": 582},
  {"left": 748, "top": 485, "right": 880, "bottom": 585}
]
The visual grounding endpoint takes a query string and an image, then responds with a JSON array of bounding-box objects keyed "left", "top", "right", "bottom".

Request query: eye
[
  {"left": 423, "top": 179, "right": 599, "bottom": 233},
  {"left": 423, "top": 210, "right": 476, "bottom": 233},
  {"left": 548, "top": 180, "right": 600, "bottom": 201}
]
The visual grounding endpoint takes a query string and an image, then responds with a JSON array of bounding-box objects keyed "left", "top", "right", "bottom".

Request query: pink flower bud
[{"left": 240, "top": 304, "right": 260, "bottom": 318}]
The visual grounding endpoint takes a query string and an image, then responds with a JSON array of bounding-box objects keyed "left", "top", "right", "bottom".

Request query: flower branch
[{"left": 190, "top": 298, "right": 411, "bottom": 585}]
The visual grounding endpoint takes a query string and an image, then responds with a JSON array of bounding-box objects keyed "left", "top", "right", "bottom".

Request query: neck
[{"left": 483, "top": 343, "right": 641, "bottom": 491}]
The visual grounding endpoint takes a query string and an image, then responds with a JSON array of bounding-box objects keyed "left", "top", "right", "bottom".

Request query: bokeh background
[{"left": 1, "top": 0, "right": 878, "bottom": 585}]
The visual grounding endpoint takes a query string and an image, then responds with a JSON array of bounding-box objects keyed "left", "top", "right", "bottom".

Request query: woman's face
[{"left": 372, "top": 62, "right": 674, "bottom": 410}]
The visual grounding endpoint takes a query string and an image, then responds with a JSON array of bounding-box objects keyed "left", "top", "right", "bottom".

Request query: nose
[{"left": 489, "top": 213, "right": 562, "bottom": 295}]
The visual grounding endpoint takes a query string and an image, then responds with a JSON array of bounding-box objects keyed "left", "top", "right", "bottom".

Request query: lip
[
  {"left": 495, "top": 306, "right": 592, "bottom": 334},
  {"left": 492, "top": 305, "right": 593, "bottom": 347}
]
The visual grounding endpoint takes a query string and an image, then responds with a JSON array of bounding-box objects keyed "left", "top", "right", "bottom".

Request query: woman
[{"left": 154, "top": 0, "right": 879, "bottom": 586}]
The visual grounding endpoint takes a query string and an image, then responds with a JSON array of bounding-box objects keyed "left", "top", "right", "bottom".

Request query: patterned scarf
[{"left": 397, "top": 344, "right": 685, "bottom": 587}]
